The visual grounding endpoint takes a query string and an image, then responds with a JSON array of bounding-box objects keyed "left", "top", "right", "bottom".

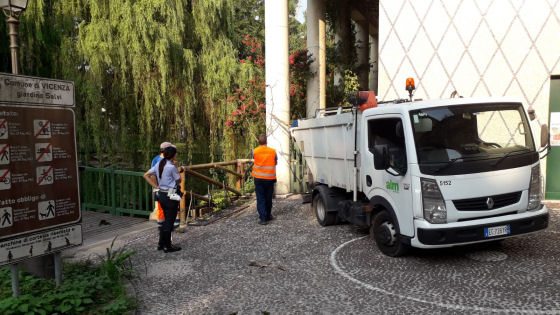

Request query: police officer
[
  {"left": 152, "top": 142, "right": 174, "bottom": 167},
  {"left": 252, "top": 134, "right": 277, "bottom": 225},
  {"left": 151, "top": 141, "right": 179, "bottom": 230},
  {"left": 143, "top": 145, "right": 182, "bottom": 253}
]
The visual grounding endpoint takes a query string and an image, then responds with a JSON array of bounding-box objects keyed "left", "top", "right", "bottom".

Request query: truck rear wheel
[
  {"left": 313, "top": 193, "right": 337, "bottom": 226},
  {"left": 371, "top": 210, "right": 409, "bottom": 257}
]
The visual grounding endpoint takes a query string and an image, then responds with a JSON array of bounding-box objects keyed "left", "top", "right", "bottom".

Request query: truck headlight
[
  {"left": 421, "top": 178, "right": 447, "bottom": 224},
  {"left": 527, "top": 165, "right": 541, "bottom": 211}
]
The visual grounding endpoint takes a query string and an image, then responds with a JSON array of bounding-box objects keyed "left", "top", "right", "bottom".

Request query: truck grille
[{"left": 453, "top": 192, "right": 522, "bottom": 211}]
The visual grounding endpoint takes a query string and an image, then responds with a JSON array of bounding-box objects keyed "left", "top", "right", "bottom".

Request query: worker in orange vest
[{"left": 252, "top": 134, "right": 277, "bottom": 225}]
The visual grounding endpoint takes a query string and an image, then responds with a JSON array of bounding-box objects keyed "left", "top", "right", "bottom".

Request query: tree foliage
[{"left": 0, "top": 0, "right": 306, "bottom": 170}]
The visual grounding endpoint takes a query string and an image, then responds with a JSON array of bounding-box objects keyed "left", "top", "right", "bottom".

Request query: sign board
[
  {"left": 550, "top": 112, "right": 560, "bottom": 146},
  {"left": 0, "top": 224, "right": 82, "bottom": 265},
  {"left": 0, "top": 73, "right": 75, "bottom": 107},
  {"left": 0, "top": 73, "right": 81, "bottom": 266}
]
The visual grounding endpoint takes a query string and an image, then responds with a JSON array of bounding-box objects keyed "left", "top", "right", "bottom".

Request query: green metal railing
[{"left": 79, "top": 167, "right": 153, "bottom": 217}]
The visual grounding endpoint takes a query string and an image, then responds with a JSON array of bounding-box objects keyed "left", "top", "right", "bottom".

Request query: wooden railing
[{"left": 179, "top": 159, "right": 253, "bottom": 223}]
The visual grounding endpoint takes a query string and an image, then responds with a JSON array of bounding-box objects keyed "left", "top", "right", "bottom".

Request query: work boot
[
  {"left": 163, "top": 231, "right": 181, "bottom": 253},
  {"left": 163, "top": 244, "right": 182, "bottom": 253}
]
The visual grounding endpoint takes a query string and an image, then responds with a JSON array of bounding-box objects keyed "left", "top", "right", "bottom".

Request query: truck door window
[{"left": 368, "top": 118, "right": 407, "bottom": 174}]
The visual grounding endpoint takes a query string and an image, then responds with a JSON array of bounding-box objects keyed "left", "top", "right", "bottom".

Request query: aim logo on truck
[
  {"left": 386, "top": 181, "right": 399, "bottom": 192},
  {"left": 291, "top": 79, "right": 550, "bottom": 257}
]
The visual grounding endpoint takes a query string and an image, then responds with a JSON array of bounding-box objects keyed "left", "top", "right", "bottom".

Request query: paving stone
[{"left": 107, "top": 197, "right": 560, "bottom": 314}]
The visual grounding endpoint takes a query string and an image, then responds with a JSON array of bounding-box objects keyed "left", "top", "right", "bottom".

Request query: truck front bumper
[{"left": 411, "top": 206, "right": 548, "bottom": 248}]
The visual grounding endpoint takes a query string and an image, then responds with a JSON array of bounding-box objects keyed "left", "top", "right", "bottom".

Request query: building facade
[
  {"left": 378, "top": 0, "right": 559, "bottom": 137},
  {"left": 377, "top": 0, "right": 560, "bottom": 196},
  {"left": 267, "top": 0, "right": 558, "bottom": 194}
]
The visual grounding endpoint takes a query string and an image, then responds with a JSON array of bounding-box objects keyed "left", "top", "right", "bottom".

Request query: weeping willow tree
[
  {"left": 0, "top": 0, "right": 240, "bottom": 169},
  {"left": 0, "top": 0, "right": 305, "bottom": 172},
  {"left": 76, "top": 0, "right": 240, "bottom": 168}
]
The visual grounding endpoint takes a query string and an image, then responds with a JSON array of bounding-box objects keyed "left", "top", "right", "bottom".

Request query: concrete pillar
[
  {"left": 265, "top": 0, "right": 290, "bottom": 194},
  {"left": 355, "top": 21, "right": 370, "bottom": 90},
  {"left": 306, "top": 0, "right": 326, "bottom": 117},
  {"left": 369, "top": 34, "right": 379, "bottom": 93},
  {"left": 334, "top": 4, "right": 351, "bottom": 86}
]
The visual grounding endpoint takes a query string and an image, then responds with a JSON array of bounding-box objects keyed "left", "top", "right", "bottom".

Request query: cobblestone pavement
[{"left": 120, "top": 197, "right": 560, "bottom": 314}]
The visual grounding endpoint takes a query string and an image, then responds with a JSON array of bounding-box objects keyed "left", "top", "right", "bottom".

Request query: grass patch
[{"left": 0, "top": 239, "right": 137, "bottom": 314}]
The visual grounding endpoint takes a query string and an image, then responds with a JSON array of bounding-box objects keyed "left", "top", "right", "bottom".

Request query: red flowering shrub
[
  {"left": 225, "top": 80, "right": 266, "bottom": 135},
  {"left": 226, "top": 35, "right": 312, "bottom": 138},
  {"left": 240, "top": 34, "right": 264, "bottom": 68},
  {"left": 289, "top": 49, "right": 312, "bottom": 119}
]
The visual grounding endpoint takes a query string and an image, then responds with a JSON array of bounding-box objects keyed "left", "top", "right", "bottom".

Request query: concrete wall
[
  {"left": 378, "top": 0, "right": 560, "bottom": 130},
  {"left": 378, "top": 0, "right": 560, "bottom": 185}
]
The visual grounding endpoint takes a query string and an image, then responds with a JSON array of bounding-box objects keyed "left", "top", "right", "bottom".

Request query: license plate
[{"left": 484, "top": 225, "right": 511, "bottom": 238}]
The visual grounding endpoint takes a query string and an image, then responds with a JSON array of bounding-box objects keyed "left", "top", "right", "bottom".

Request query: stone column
[
  {"left": 306, "top": 0, "right": 326, "bottom": 117},
  {"left": 334, "top": 3, "right": 351, "bottom": 86},
  {"left": 355, "top": 21, "right": 370, "bottom": 90},
  {"left": 265, "top": 0, "right": 290, "bottom": 194},
  {"left": 369, "top": 34, "right": 379, "bottom": 93}
]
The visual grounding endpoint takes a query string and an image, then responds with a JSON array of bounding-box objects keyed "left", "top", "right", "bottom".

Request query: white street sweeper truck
[{"left": 290, "top": 81, "right": 549, "bottom": 256}]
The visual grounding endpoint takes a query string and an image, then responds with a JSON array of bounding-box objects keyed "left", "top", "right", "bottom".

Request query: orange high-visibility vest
[
  {"left": 156, "top": 201, "right": 179, "bottom": 228},
  {"left": 252, "top": 146, "right": 277, "bottom": 180}
]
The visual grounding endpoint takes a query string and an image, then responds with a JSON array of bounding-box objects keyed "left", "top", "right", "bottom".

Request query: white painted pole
[
  {"left": 306, "top": 0, "right": 325, "bottom": 117},
  {"left": 318, "top": 3, "right": 326, "bottom": 111},
  {"left": 265, "top": 0, "right": 290, "bottom": 195}
]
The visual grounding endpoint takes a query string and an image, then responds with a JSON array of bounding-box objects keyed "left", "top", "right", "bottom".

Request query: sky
[{"left": 296, "top": 0, "right": 307, "bottom": 23}]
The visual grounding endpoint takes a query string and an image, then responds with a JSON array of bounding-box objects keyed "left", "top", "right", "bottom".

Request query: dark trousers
[
  {"left": 157, "top": 192, "right": 179, "bottom": 247},
  {"left": 254, "top": 178, "right": 275, "bottom": 222}
]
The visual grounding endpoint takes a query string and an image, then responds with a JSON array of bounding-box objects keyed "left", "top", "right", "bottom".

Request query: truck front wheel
[
  {"left": 371, "top": 210, "right": 409, "bottom": 257},
  {"left": 313, "top": 193, "right": 337, "bottom": 226}
]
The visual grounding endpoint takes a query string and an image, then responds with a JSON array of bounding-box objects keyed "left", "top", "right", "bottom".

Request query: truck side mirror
[
  {"left": 541, "top": 124, "right": 549, "bottom": 148},
  {"left": 528, "top": 108, "right": 536, "bottom": 121},
  {"left": 373, "top": 145, "right": 389, "bottom": 170}
]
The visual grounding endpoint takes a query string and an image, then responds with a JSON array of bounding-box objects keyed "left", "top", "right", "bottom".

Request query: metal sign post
[
  {"left": 10, "top": 264, "right": 18, "bottom": 297},
  {"left": 0, "top": 72, "right": 82, "bottom": 296}
]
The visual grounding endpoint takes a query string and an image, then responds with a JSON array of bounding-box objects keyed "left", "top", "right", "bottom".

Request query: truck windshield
[{"left": 409, "top": 103, "right": 537, "bottom": 175}]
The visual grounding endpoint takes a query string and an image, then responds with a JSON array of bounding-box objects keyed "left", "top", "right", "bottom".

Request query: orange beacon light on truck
[
  {"left": 406, "top": 78, "right": 415, "bottom": 90},
  {"left": 406, "top": 77, "right": 415, "bottom": 100}
]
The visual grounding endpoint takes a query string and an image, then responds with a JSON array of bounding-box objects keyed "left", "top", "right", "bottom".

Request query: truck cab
[{"left": 291, "top": 96, "right": 549, "bottom": 256}]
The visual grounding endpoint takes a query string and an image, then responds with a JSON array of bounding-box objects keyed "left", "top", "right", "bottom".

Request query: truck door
[{"left": 362, "top": 116, "right": 414, "bottom": 237}]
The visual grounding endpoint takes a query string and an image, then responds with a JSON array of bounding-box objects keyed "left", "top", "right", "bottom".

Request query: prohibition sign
[
  {"left": 0, "top": 169, "right": 10, "bottom": 190},
  {"left": 0, "top": 119, "right": 7, "bottom": 139},
  {"left": 0, "top": 144, "right": 9, "bottom": 165},
  {"left": 36, "top": 166, "right": 53, "bottom": 186},
  {"left": 34, "top": 120, "right": 51, "bottom": 139},
  {"left": 35, "top": 143, "right": 52, "bottom": 162}
]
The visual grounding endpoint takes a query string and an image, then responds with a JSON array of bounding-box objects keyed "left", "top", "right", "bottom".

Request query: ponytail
[{"left": 158, "top": 146, "right": 177, "bottom": 178}]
